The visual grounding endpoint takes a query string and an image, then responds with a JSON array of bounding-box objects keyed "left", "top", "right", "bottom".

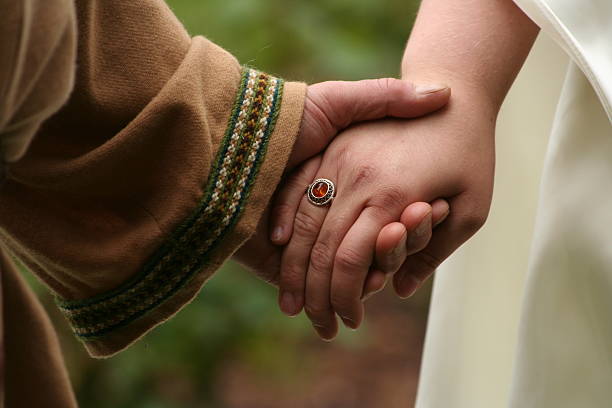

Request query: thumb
[
  {"left": 309, "top": 78, "right": 450, "bottom": 132},
  {"left": 290, "top": 78, "right": 449, "bottom": 168}
]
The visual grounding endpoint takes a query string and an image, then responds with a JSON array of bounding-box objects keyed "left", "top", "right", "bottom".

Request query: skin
[
  {"left": 233, "top": 78, "right": 451, "bottom": 287},
  {"left": 272, "top": 0, "right": 540, "bottom": 340},
  {"left": 272, "top": 156, "right": 451, "bottom": 300}
]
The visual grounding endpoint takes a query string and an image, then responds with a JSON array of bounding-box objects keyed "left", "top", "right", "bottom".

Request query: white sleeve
[{"left": 513, "top": 0, "right": 612, "bottom": 122}]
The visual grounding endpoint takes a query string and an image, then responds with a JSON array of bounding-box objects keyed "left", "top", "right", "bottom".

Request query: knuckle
[
  {"left": 293, "top": 210, "right": 321, "bottom": 237},
  {"left": 378, "top": 77, "right": 406, "bottom": 98},
  {"left": 304, "top": 302, "right": 331, "bottom": 319},
  {"left": 280, "top": 265, "right": 304, "bottom": 289},
  {"left": 330, "top": 289, "right": 355, "bottom": 313},
  {"left": 307, "top": 82, "right": 348, "bottom": 130},
  {"left": 304, "top": 98, "right": 336, "bottom": 136},
  {"left": 375, "top": 77, "right": 392, "bottom": 93},
  {"left": 334, "top": 143, "right": 353, "bottom": 169},
  {"left": 335, "top": 246, "right": 369, "bottom": 272},
  {"left": 369, "top": 184, "right": 408, "bottom": 214},
  {"left": 348, "top": 163, "right": 379, "bottom": 188},
  {"left": 309, "top": 241, "right": 335, "bottom": 274}
]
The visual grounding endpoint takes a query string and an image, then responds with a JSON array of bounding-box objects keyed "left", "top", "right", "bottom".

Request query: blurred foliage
[
  {"left": 64, "top": 262, "right": 317, "bottom": 408},
  {"left": 26, "top": 1, "right": 425, "bottom": 407},
  {"left": 167, "top": 0, "right": 420, "bottom": 81}
]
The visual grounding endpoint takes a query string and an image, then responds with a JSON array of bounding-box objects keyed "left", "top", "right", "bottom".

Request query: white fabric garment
[{"left": 415, "top": 1, "right": 612, "bottom": 407}]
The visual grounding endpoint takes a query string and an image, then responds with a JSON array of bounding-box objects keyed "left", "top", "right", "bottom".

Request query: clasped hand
[{"left": 235, "top": 78, "right": 494, "bottom": 340}]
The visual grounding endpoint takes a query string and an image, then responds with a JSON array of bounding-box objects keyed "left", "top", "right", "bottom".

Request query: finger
[
  {"left": 310, "top": 78, "right": 451, "bottom": 132},
  {"left": 372, "top": 222, "right": 409, "bottom": 283},
  {"left": 331, "top": 207, "right": 390, "bottom": 330},
  {"left": 290, "top": 80, "right": 451, "bottom": 169},
  {"left": 360, "top": 222, "right": 405, "bottom": 302},
  {"left": 269, "top": 156, "right": 322, "bottom": 245},
  {"left": 371, "top": 199, "right": 448, "bottom": 268},
  {"left": 376, "top": 202, "right": 432, "bottom": 271},
  {"left": 361, "top": 269, "right": 388, "bottom": 301},
  {"left": 431, "top": 198, "right": 451, "bottom": 227},
  {"left": 393, "top": 193, "right": 487, "bottom": 298},
  {"left": 303, "top": 171, "right": 405, "bottom": 335},
  {"left": 278, "top": 191, "right": 331, "bottom": 317},
  {"left": 362, "top": 202, "right": 433, "bottom": 299},
  {"left": 372, "top": 199, "right": 449, "bottom": 268},
  {"left": 302, "top": 190, "right": 365, "bottom": 340},
  {"left": 401, "top": 205, "right": 433, "bottom": 255}
]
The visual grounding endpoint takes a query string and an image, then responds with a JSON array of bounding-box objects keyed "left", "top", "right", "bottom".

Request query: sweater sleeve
[
  {"left": 0, "top": 0, "right": 306, "bottom": 358},
  {"left": 0, "top": 0, "right": 76, "bottom": 164}
]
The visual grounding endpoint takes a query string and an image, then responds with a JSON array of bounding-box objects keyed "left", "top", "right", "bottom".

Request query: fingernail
[
  {"left": 416, "top": 84, "right": 448, "bottom": 95},
  {"left": 362, "top": 290, "right": 375, "bottom": 301},
  {"left": 399, "top": 275, "right": 420, "bottom": 299},
  {"left": 340, "top": 315, "right": 358, "bottom": 330},
  {"left": 433, "top": 209, "right": 450, "bottom": 228},
  {"left": 362, "top": 279, "right": 387, "bottom": 301},
  {"left": 377, "top": 233, "right": 407, "bottom": 275},
  {"left": 407, "top": 215, "right": 431, "bottom": 248},
  {"left": 414, "top": 217, "right": 431, "bottom": 237},
  {"left": 313, "top": 324, "right": 335, "bottom": 341},
  {"left": 271, "top": 226, "right": 284, "bottom": 243},
  {"left": 391, "top": 232, "right": 408, "bottom": 256},
  {"left": 280, "top": 292, "right": 296, "bottom": 316}
]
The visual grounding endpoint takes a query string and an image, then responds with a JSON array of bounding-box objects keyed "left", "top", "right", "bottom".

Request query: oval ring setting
[{"left": 306, "top": 178, "right": 335, "bottom": 206}]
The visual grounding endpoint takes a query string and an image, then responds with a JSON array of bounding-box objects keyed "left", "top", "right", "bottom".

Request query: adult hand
[
  {"left": 287, "top": 78, "right": 451, "bottom": 168},
  {"left": 270, "top": 99, "right": 495, "bottom": 339},
  {"left": 233, "top": 78, "right": 450, "bottom": 286}
]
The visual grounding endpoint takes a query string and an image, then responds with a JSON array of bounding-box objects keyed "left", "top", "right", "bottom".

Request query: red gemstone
[{"left": 312, "top": 181, "right": 328, "bottom": 198}]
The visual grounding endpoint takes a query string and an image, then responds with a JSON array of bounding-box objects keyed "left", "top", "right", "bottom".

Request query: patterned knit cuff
[{"left": 54, "top": 68, "right": 300, "bottom": 355}]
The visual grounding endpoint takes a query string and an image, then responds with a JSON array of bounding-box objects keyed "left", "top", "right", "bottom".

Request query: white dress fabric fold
[{"left": 415, "top": 1, "right": 612, "bottom": 407}]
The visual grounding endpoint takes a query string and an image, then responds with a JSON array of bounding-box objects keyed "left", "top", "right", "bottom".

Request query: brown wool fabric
[
  {"left": 0, "top": 0, "right": 77, "bottom": 164},
  {"left": 0, "top": 0, "right": 306, "bottom": 405},
  {"left": 2, "top": 249, "right": 78, "bottom": 408}
]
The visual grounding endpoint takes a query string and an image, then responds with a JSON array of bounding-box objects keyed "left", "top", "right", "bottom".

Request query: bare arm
[
  {"left": 385, "top": 0, "right": 541, "bottom": 295},
  {"left": 403, "top": 0, "right": 539, "bottom": 114}
]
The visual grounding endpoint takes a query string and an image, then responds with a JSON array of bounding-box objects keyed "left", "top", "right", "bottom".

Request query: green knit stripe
[{"left": 55, "top": 68, "right": 284, "bottom": 339}]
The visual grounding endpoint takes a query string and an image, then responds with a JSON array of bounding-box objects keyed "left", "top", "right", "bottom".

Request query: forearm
[{"left": 402, "top": 0, "right": 539, "bottom": 114}]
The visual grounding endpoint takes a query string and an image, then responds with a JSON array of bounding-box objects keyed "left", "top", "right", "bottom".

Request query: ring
[{"left": 306, "top": 178, "right": 335, "bottom": 206}]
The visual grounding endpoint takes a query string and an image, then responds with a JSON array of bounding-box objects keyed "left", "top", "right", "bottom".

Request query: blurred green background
[
  {"left": 170, "top": 0, "right": 420, "bottom": 82},
  {"left": 29, "top": 1, "right": 433, "bottom": 407}
]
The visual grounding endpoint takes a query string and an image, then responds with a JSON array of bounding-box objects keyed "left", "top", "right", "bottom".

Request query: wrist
[
  {"left": 402, "top": 64, "right": 501, "bottom": 120},
  {"left": 398, "top": 71, "right": 498, "bottom": 147}
]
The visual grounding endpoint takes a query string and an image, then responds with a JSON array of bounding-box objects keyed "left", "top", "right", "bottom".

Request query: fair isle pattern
[{"left": 55, "top": 68, "right": 284, "bottom": 339}]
